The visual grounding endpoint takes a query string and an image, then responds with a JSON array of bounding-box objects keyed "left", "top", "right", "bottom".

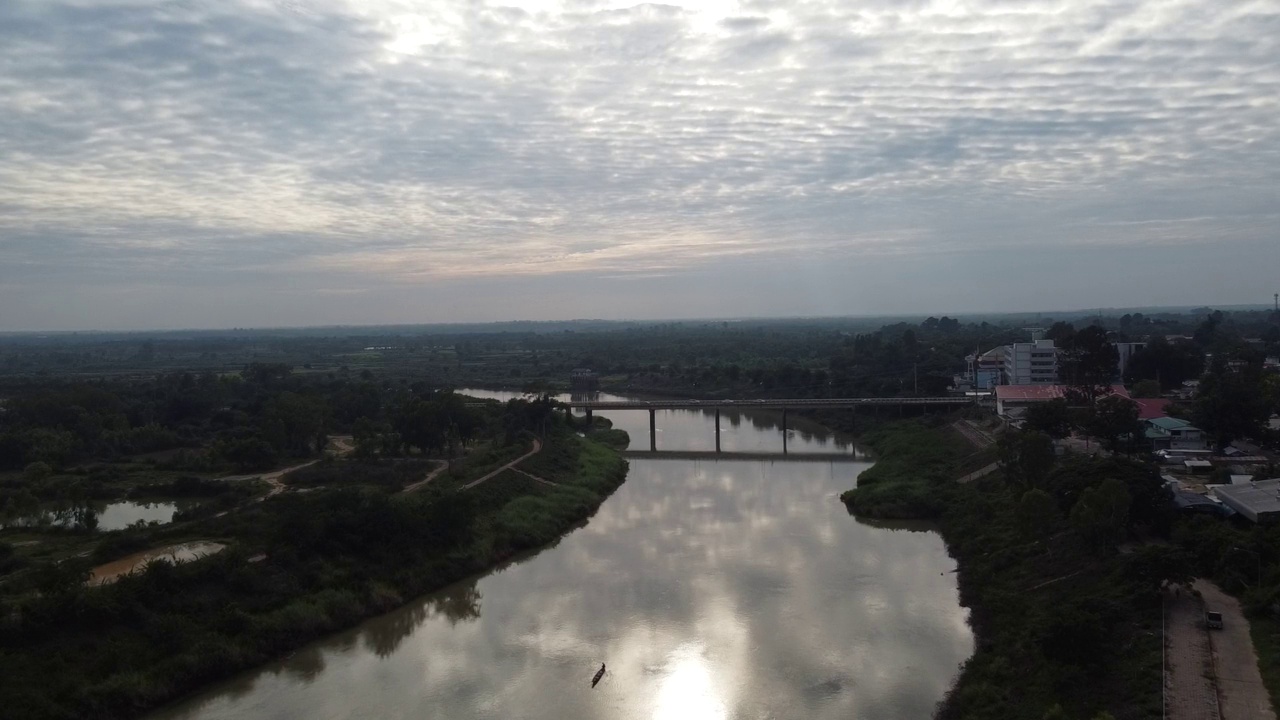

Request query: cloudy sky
[{"left": 1, "top": 0, "right": 1277, "bottom": 330}]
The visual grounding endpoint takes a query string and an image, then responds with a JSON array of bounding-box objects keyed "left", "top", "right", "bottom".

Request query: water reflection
[
  {"left": 3, "top": 500, "right": 180, "bottom": 531},
  {"left": 460, "top": 388, "right": 862, "bottom": 456},
  {"left": 147, "top": 393, "right": 972, "bottom": 720}
]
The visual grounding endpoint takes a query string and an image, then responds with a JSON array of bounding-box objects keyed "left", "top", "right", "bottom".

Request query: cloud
[{"left": 0, "top": 0, "right": 1277, "bottom": 328}]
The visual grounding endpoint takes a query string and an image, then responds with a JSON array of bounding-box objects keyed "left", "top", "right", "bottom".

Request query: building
[
  {"left": 1144, "top": 417, "right": 1208, "bottom": 451},
  {"left": 1130, "top": 397, "right": 1171, "bottom": 420},
  {"left": 994, "top": 384, "right": 1130, "bottom": 417},
  {"left": 963, "top": 346, "right": 1007, "bottom": 390},
  {"left": 569, "top": 368, "right": 599, "bottom": 392},
  {"left": 1004, "top": 339, "right": 1059, "bottom": 385},
  {"left": 1213, "top": 479, "right": 1280, "bottom": 523},
  {"left": 1113, "top": 342, "right": 1147, "bottom": 378}
]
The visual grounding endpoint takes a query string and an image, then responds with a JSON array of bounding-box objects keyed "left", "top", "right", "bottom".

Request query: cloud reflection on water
[{"left": 147, "top": 399, "right": 971, "bottom": 720}]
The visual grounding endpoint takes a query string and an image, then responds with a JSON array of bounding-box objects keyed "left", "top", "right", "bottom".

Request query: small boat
[{"left": 591, "top": 663, "right": 606, "bottom": 688}]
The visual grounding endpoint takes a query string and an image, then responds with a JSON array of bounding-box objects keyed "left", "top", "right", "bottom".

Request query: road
[
  {"left": 1166, "top": 585, "right": 1221, "bottom": 720},
  {"left": 1198, "top": 580, "right": 1277, "bottom": 720}
]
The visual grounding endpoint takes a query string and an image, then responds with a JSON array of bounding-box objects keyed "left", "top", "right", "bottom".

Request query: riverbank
[
  {"left": 843, "top": 420, "right": 1165, "bottom": 720},
  {"left": 0, "top": 426, "right": 629, "bottom": 720}
]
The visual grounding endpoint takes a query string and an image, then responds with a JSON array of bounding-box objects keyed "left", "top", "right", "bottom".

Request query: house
[
  {"left": 1213, "top": 479, "right": 1280, "bottom": 523},
  {"left": 1144, "top": 416, "right": 1208, "bottom": 451}
]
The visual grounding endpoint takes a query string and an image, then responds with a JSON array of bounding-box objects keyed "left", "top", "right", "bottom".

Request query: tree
[
  {"left": 1123, "top": 546, "right": 1194, "bottom": 595},
  {"left": 1131, "top": 379, "right": 1162, "bottom": 399},
  {"left": 1084, "top": 395, "right": 1148, "bottom": 455},
  {"left": 351, "top": 417, "right": 384, "bottom": 459},
  {"left": 998, "top": 430, "right": 1056, "bottom": 488},
  {"left": 1193, "top": 369, "right": 1271, "bottom": 450},
  {"left": 1045, "top": 321, "right": 1076, "bottom": 345},
  {"left": 23, "top": 461, "right": 52, "bottom": 483},
  {"left": 261, "top": 392, "right": 328, "bottom": 457},
  {"left": 1124, "top": 336, "right": 1204, "bottom": 389},
  {"left": 1023, "top": 399, "right": 1073, "bottom": 439},
  {"left": 1018, "top": 488, "right": 1061, "bottom": 539},
  {"left": 1059, "top": 326, "right": 1119, "bottom": 407},
  {"left": 1070, "top": 478, "right": 1132, "bottom": 553}
]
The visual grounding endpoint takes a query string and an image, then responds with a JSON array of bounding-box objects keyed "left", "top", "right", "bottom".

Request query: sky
[{"left": 1, "top": 0, "right": 1277, "bottom": 331}]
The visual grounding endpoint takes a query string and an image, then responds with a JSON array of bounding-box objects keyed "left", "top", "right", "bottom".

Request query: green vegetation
[
  {"left": 839, "top": 419, "right": 973, "bottom": 518},
  {"left": 0, "top": 418, "right": 627, "bottom": 720},
  {"left": 844, "top": 420, "right": 1180, "bottom": 720}
]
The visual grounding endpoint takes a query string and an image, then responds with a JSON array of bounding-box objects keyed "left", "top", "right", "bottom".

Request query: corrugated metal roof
[
  {"left": 1131, "top": 397, "right": 1171, "bottom": 420},
  {"left": 1215, "top": 479, "right": 1280, "bottom": 521},
  {"left": 1148, "top": 416, "right": 1192, "bottom": 431},
  {"left": 994, "top": 384, "right": 1130, "bottom": 401}
]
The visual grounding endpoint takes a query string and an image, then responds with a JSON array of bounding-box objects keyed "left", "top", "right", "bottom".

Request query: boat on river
[{"left": 591, "top": 663, "right": 606, "bottom": 688}]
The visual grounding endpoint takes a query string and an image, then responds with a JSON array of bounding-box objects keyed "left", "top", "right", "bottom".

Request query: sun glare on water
[{"left": 651, "top": 644, "right": 728, "bottom": 720}]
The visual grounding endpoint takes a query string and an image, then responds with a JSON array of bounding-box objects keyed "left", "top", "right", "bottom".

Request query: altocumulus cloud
[{"left": 0, "top": 0, "right": 1277, "bottom": 329}]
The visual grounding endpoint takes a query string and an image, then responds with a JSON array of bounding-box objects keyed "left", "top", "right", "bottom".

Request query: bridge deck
[
  {"left": 567, "top": 397, "right": 972, "bottom": 410},
  {"left": 621, "top": 450, "right": 866, "bottom": 462}
]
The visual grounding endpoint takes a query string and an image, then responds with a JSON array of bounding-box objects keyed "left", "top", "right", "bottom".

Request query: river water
[{"left": 147, "top": 390, "right": 972, "bottom": 720}]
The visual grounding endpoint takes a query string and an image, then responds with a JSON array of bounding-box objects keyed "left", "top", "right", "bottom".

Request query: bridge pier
[
  {"left": 649, "top": 409, "right": 656, "bottom": 451},
  {"left": 586, "top": 407, "right": 593, "bottom": 426},
  {"left": 714, "top": 408, "right": 721, "bottom": 453},
  {"left": 782, "top": 408, "right": 788, "bottom": 455}
]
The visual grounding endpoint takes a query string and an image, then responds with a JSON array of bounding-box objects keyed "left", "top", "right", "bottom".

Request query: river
[{"left": 147, "top": 390, "right": 972, "bottom": 720}]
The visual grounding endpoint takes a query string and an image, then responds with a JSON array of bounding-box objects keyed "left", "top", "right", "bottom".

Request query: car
[{"left": 1206, "top": 610, "right": 1224, "bottom": 629}]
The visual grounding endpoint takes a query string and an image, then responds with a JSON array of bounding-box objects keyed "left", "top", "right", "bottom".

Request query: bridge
[
  {"left": 565, "top": 396, "right": 974, "bottom": 452},
  {"left": 620, "top": 450, "right": 867, "bottom": 463}
]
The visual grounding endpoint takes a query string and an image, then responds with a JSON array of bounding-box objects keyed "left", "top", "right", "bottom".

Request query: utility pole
[{"left": 913, "top": 362, "right": 919, "bottom": 395}]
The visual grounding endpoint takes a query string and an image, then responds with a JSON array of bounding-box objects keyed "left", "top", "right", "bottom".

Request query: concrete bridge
[
  {"left": 567, "top": 396, "right": 973, "bottom": 452},
  {"left": 620, "top": 450, "right": 867, "bottom": 463}
]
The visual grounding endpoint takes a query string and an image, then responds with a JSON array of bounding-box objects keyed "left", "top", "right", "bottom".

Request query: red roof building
[
  {"left": 1130, "top": 397, "right": 1172, "bottom": 420},
  {"left": 996, "top": 384, "right": 1130, "bottom": 416}
]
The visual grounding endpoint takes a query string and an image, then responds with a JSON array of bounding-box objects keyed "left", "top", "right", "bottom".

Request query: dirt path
[
  {"left": 513, "top": 467, "right": 559, "bottom": 487},
  {"left": 1197, "top": 580, "right": 1277, "bottom": 720},
  {"left": 953, "top": 420, "right": 995, "bottom": 449},
  {"left": 1166, "top": 585, "right": 1221, "bottom": 720},
  {"left": 402, "top": 460, "right": 449, "bottom": 493},
  {"left": 216, "top": 435, "right": 358, "bottom": 501},
  {"left": 957, "top": 462, "right": 1000, "bottom": 484},
  {"left": 461, "top": 439, "right": 543, "bottom": 490}
]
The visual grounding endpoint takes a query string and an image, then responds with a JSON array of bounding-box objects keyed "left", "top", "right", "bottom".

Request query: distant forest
[{"left": 3, "top": 307, "right": 1277, "bottom": 401}]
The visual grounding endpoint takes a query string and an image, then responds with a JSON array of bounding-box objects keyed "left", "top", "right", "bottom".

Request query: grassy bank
[
  {"left": 843, "top": 420, "right": 1167, "bottom": 720},
  {"left": 0, "top": 427, "right": 628, "bottom": 720},
  {"left": 839, "top": 418, "right": 973, "bottom": 519}
]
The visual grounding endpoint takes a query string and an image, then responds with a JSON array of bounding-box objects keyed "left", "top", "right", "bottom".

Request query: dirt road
[
  {"left": 216, "top": 434, "right": 357, "bottom": 500},
  {"left": 461, "top": 439, "right": 543, "bottom": 490},
  {"left": 402, "top": 460, "right": 449, "bottom": 493}
]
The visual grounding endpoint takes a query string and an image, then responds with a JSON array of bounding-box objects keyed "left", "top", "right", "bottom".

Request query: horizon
[{"left": 2, "top": 301, "right": 1274, "bottom": 337}]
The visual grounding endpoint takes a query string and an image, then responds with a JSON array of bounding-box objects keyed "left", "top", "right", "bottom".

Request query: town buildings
[
  {"left": 1144, "top": 416, "right": 1209, "bottom": 451},
  {"left": 1003, "top": 338, "right": 1060, "bottom": 385}
]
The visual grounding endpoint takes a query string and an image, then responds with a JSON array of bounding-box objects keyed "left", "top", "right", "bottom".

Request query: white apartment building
[
  {"left": 1003, "top": 339, "right": 1059, "bottom": 385},
  {"left": 1114, "top": 342, "right": 1147, "bottom": 378}
]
